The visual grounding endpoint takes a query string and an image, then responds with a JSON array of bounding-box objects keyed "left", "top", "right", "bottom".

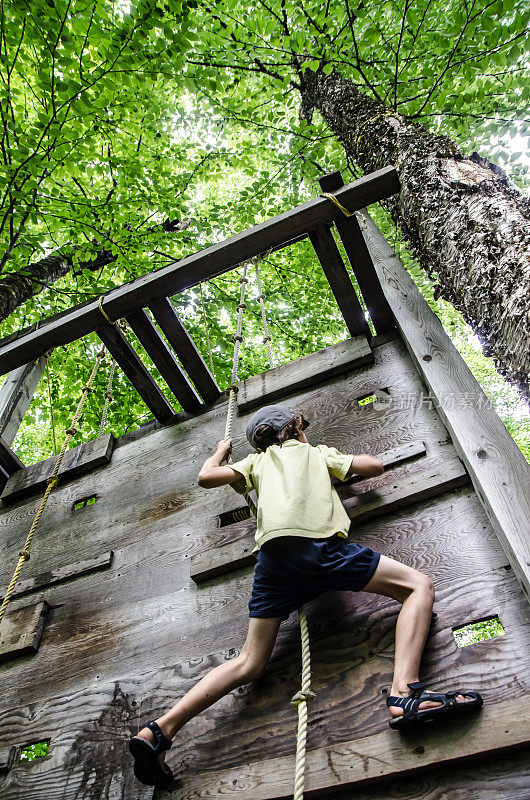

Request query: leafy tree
[{"left": 0, "top": 0, "right": 528, "bottom": 464}]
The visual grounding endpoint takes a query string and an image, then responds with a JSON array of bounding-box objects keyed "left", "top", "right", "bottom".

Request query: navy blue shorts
[{"left": 248, "top": 534, "right": 381, "bottom": 621}]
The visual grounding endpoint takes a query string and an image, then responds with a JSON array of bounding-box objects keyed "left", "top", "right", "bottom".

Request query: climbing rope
[
  {"left": 98, "top": 356, "right": 116, "bottom": 437},
  {"left": 199, "top": 282, "right": 215, "bottom": 375},
  {"left": 291, "top": 607, "right": 316, "bottom": 800},
  {"left": 0, "top": 347, "right": 106, "bottom": 625},
  {"left": 45, "top": 352, "right": 57, "bottom": 456},
  {"left": 254, "top": 258, "right": 274, "bottom": 369},
  {"left": 219, "top": 258, "right": 314, "bottom": 798}
]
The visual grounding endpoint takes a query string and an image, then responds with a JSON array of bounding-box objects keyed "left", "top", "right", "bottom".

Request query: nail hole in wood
[
  {"left": 422, "top": 354, "right": 432, "bottom": 362},
  {"left": 452, "top": 615, "right": 505, "bottom": 647}
]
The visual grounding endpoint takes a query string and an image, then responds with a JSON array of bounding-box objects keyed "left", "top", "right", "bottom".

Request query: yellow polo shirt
[{"left": 230, "top": 440, "right": 353, "bottom": 552}]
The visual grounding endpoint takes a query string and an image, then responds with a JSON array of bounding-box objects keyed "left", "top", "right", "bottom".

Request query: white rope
[
  {"left": 290, "top": 607, "right": 315, "bottom": 800},
  {"left": 254, "top": 259, "right": 275, "bottom": 369},
  {"left": 98, "top": 357, "right": 116, "bottom": 437}
]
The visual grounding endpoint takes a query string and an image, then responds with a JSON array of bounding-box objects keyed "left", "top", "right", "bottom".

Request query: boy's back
[{"left": 231, "top": 440, "right": 353, "bottom": 552}]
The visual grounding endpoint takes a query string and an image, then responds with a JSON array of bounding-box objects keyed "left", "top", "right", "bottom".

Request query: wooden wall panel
[{"left": 0, "top": 335, "right": 528, "bottom": 799}]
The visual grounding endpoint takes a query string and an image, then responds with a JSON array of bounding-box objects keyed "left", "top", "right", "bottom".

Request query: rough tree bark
[
  {"left": 300, "top": 69, "right": 530, "bottom": 404},
  {"left": 0, "top": 219, "right": 189, "bottom": 325}
]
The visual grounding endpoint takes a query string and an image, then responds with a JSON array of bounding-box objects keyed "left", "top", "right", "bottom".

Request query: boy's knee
[
  {"left": 416, "top": 572, "right": 435, "bottom": 602},
  {"left": 235, "top": 652, "right": 267, "bottom": 683}
]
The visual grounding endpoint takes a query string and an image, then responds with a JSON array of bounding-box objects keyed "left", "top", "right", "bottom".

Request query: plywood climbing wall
[{"left": 0, "top": 326, "right": 528, "bottom": 800}]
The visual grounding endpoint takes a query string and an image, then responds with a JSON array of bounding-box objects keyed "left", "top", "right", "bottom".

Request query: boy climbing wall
[{"left": 129, "top": 404, "right": 483, "bottom": 788}]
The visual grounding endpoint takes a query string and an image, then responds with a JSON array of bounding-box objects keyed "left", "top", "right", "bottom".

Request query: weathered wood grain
[
  {"left": 308, "top": 225, "right": 371, "bottom": 338},
  {"left": 0, "top": 168, "right": 399, "bottom": 375},
  {"left": 190, "top": 448, "right": 469, "bottom": 582},
  {"left": 149, "top": 298, "right": 221, "bottom": 405},
  {"left": 126, "top": 308, "right": 203, "bottom": 413},
  {"left": 319, "top": 172, "right": 394, "bottom": 335},
  {"left": 237, "top": 336, "right": 374, "bottom": 412},
  {"left": 360, "top": 209, "right": 530, "bottom": 601},
  {"left": 98, "top": 321, "right": 176, "bottom": 423},
  {"left": 6, "top": 552, "right": 114, "bottom": 601},
  {"left": 0, "top": 438, "right": 24, "bottom": 477},
  {"left": 324, "top": 750, "right": 530, "bottom": 800},
  {"left": 0, "top": 359, "right": 46, "bottom": 447},
  {"left": 157, "top": 696, "right": 529, "bottom": 800},
  {"left": 0, "top": 433, "right": 115, "bottom": 505},
  {"left": 0, "top": 600, "right": 49, "bottom": 664}
]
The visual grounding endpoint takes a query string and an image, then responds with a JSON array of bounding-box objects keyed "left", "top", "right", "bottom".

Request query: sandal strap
[{"left": 145, "top": 720, "right": 172, "bottom": 752}]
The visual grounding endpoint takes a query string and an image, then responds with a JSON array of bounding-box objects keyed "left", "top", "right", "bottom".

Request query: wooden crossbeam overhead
[
  {"left": 149, "top": 298, "right": 221, "bottom": 405},
  {"left": 126, "top": 309, "right": 204, "bottom": 413},
  {"left": 319, "top": 171, "right": 395, "bottom": 334},
  {"left": 308, "top": 224, "right": 371, "bottom": 339},
  {"left": 0, "top": 437, "right": 24, "bottom": 477},
  {"left": 97, "top": 322, "right": 175, "bottom": 424},
  {"left": 0, "top": 167, "right": 399, "bottom": 376}
]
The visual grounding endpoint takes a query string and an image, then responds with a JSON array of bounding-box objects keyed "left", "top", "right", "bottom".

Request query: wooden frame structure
[{"left": 0, "top": 166, "right": 529, "bottom": 800}]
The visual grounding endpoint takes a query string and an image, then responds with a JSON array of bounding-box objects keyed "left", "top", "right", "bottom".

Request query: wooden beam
[
  {"left": 191, "top": 447, "right": 466, "bottom": 583},
  {"left": 149, "top": 298, "right": 221, "bottom": 405},
  {"left": 237, "top": 336, "right": 374, "bottom": 412},
  {"left": 319, "top": 171, "right": 395, "bottom": 334},
  {"left": 0, "top": 357, "right": 46, "bottom": 446},
  {"left": 308, "top": 225, "right": 371, "bottom": 338},
  {"left": 1, "top": 433, "right": 114, "bottom": 505},
  {"left": 0, "top": 600, "right": 49, "bottom": 665},
  {"left": 6, "top": 551, "right": 114, "bottom": 601},
  {"left": 0, "top": 167, "right": 400, "bottom": 375},
  {"left": 161, "top": 696, "right": 530, "bottom": 800},
  {"left": 0, "top": 437, "right": 24, "bottom": 477},
  {"left": 359, "top": 209, "right": 530, "bottom": 602},
  {"left": 126, "top": 309, "right": 203, "bottom": 414},
  {"left": 97, "top": 322, "right": 175, "bottom": 424}
]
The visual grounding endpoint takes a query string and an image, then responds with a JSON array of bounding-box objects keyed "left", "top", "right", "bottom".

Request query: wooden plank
[
  {"left": 126, "top": 308, "right": 203, "bottom": 414},
  {"left": 0, "top": 358, "right": 46, "bottom": 446},
  {"left": 319, "top": 171, "right": 395, "bottom": 334},
  {"left": 6, "top": 552, "right": 114, "bottom": 601},
  {"left": 149, "top": 298, "right": 221, "bottom": 404},
  {"left": 0, "top": 433, "right": 115, "bottom": 505},
  {"left": 160, "top": 696, "right": 529, "bottom": 800},
  {"left": 97, "top": 321, "right": 175, "bottom": 424},
  {"left": 190, "top": 449, "right": 469, "bottom": 582},
  {"left": 0, "top": 437, "right": 24, "bottom": 476},
  {"left": 359, "top": 210, "right": 530, "bottom": 601},
  {"left": 0, "top": 167, "right": 400, "bottom": 375},
  {"left": 0, "top": 600, "right": 49, "bottom": 664},
  {"left": 237, "top": 336, "right": 374, "bottom": 412},
  {"left": 308, "top": 225, "right": 371, "bottom": 338},
  {"left": 342, "top": 439, "right": 426, "bottom": 485}
]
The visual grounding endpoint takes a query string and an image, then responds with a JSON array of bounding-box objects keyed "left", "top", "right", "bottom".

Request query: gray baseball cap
[{"left": 246, "top": 404, "right": 309, "bottom": 449}]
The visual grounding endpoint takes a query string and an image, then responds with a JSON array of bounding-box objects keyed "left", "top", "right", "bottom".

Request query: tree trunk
[
  {"left": 301, "top": 69, "right": 530, "bottom": 405},
  {"left": 0, "top": 219, "right": 189, "bottom": 325}
]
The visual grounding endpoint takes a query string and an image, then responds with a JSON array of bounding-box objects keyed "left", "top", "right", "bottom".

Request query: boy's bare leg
[
  {"left": 363, "top": 554, "right": 471, "bottom": 717},
  {"left": 136, "top": 616, "right": 281, "bottom": 761}
]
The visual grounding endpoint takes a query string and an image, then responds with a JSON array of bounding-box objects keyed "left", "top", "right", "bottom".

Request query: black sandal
[
  {"left": 386, "top": 681, "right": 483, "bottom": 730},
  {"left": 129, "top": 720, "right": 174, "bottom": 787}
]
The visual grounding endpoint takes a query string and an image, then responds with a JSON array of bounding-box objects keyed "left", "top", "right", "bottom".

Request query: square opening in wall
[
  {"left": 20, "top": 740, "right": 50, "bottom": 762},
  {"left": 73, "top": 495, "right": 97, "bottom": 511},
  {"left": 452, "top": 616, "right": 506, "bottom": 647},
  {"left": 218, "top": 507, "right": 252, "bottom": 527}
]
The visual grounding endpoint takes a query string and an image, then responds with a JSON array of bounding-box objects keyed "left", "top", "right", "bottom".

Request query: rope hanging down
[
  {"left": 0, "top": 348, "right": 106, "bottom": 625},
  {"left": 221, "top": 257, "right": 314, "bottom": 800}
]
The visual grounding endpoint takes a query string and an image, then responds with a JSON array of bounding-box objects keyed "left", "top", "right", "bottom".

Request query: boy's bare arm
[
  {"left": 346, "top": 454, "right": 385, "bottom": 478},
  {"left": 197, "top": 439, "right": 245, "bottom": 488}
]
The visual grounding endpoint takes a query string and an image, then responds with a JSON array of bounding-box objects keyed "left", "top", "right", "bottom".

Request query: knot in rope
[
  {"left": 18, "top": 550, "right": 30, "bottom": 561},
  {"left": 290, "top": 689, "right": 316, "bottom": 707}
]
